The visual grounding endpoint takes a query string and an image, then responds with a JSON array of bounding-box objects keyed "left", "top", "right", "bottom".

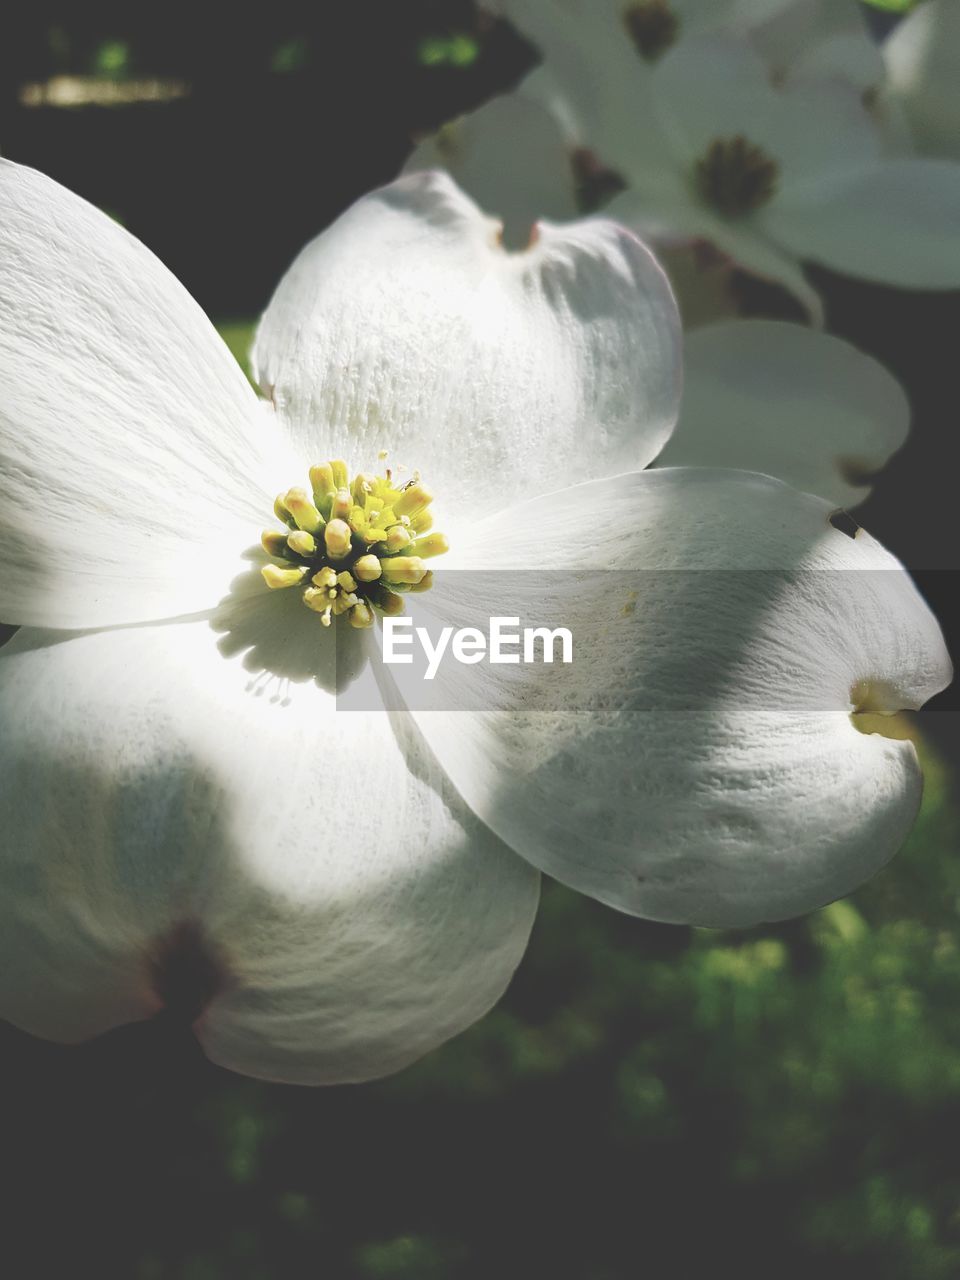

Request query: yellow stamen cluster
[{"left": 260, "top": 458, "right": 448, "bottom": 627}]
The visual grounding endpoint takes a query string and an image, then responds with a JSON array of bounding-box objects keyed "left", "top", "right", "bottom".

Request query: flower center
[
  {"left": 623, "top": 1, "right": 680, "bottom": 62},
  {"left": 260, "top": 457, "right": 448, "bottom": 628},
  {"left": 695, "top": 136, "right": 779, "bottom": 218}
]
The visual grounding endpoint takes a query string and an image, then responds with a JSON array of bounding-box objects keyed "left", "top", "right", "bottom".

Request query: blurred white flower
[
  {"left": 480, "top": 1, "right": 960, "bottom": 319},
  {"left": 0, "top": 161, "right": 949, "bottom": 1084},
  {"left": 515, "top": 0, "right": 882, "bottom": 84},
  {"left": 411, "top": 101, "right": 912, "bottom": 501},
  {"left": 738, "top": 0, "right": 883, "bottom": 89},
  {"left": 407, "top": 82, "right": 743, "bottom": 322},
  {"left": 881, "top": 0, "right": 960, "bottom": 161}
]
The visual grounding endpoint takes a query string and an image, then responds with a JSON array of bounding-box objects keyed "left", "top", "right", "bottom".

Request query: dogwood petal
[
  {"left": 0, "top": 615, "right": 538, "bottom": 1084},
  {"left": 252, "top": 171, "right": 681, "bottom": 520},
  {"left": 658, "top": 320, "right": 909, "bottom": 505},
  {"left": 0, "top": 160, "right": 292, "bottom": 630},
  {"left": 499, "top": 1, "right": 676, "bottom": 174},
  {"left": 789, "top": 31, "right": 885, "bottom": 93},
  {"left": 883, "top": 0, "right": 960, "bottom": 161},
  {"left": 516, "top": 65, "right": 586, "bottom": 147},
  {"left": 673, "top": 0, "right": 796, "bottom": 35},
  {"left": 762, "top": 158, "right": 960, "bottom": 287},
  {"left": 403, "top": 468, "right": 951, "bottom": 927},
  {"left": 606, "top": 188, "right": 825, "bottom": 324},
  {"left": 751, "top": 0, "right": 882, "bottom": 89},
  {"left": 405, "top": 90, "right": 579, "bottom": 240}
]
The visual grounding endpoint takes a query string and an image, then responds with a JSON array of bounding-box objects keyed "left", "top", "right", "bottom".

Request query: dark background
[{"left": 1, "top": 4, "right": 959, "bottom": 1277}]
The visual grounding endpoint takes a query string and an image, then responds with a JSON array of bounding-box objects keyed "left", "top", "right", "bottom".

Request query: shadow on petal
[
  {"left": 0, "top": 618, "right": 540, "bottom": 1085},
  {"left": 209, "top": 549, "right": 371, "bottom": 701},
  {"left": 402, "top": 470, "right": 951, "bottom": 927}
]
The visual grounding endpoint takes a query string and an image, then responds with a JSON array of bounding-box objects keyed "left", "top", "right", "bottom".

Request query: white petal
[
  {"left": 762, "top": 158, "right": 960, "bottom": 288},
  {"left": 789, "top": 31, "right": 886, "bottom": 92},
  {"left": 750, "top": 0, "right": 882, "bottom": 89},
  {"left": 500, "top": 1, "right": 676, "bottom": 175},
  {"left": 673, "top": 0, "right": 796, "bottom": 33},
  {"left": 658, "top": 320, "right": 909, "bottom": 506},
  {"left": 400, "top": 468, "right": 951, "bottom": 928},
  {"left": 0, "top": 160, "right": 291, "bottom": 630},
  {"left": 883, "top": 0, "right": 960, "bottom": 162},
  {"left": 404, "top": 90, "right": 579, "bottom": 241},
  {"left": 0, "top": 615, "right": 538, "bottom": 1083},
  {"left": 252, "top": 172, "right": 681, "bottom": 520},
  {"left": 607, "top": 188, "right": 825, "bottom": 325},
  {"left": 517, "top": 64, "right": 587, "bottom": 147}
]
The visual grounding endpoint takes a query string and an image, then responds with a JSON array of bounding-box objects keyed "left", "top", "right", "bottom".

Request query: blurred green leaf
[
  {"left": 270, "top": 38, "right": 309, "bottom": 73},
  {"left": 418, "top": 34, "right": 479, "bottom": 67},
  {"left": 93, "top": 39, "right": 130, "bottom": 77},
  {"left": 862, "top": 0, "right": 922, "bottom": 11},
  {"left": 355, "top": 1235, "right": 461, "bottom": 1279},
  {"left": 216, "top": 320, "right": 256, "bottom": 383}
]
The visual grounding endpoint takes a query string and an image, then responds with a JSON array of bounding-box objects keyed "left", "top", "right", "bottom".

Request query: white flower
[
  {"left": 484, "top": 1, "right": 960, "bottom": 320},
  {"left": 407, "top": 82, "right": 743, "bottom": 321},
  {"left": 499, "top": 0, "right": 840, "bottom": 58},
  {"left": 410, "top": 108, "right": 913, "bottom": 506},
  {"left": 881, "top": 0, "right": 960, "bottom": 162},
  {"left": 0, "top": 160, "right": 949, "bottom": 1084},
  {"left": 685, "top": 0, "right": 960, "bottom": 160}
]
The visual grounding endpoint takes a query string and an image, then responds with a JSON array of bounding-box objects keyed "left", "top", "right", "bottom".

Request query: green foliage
[
  {"left": 418, "top": 34, "right": 479, "bottom": 68},
  {"left": 93, "top": 38, "right": 130, "bottom": 77},
  {"left": 355, "top": 1235, "right": 463, "bottom": 1279},
  {"left": 270, "top": 39, "right": 309, "bottom": 74},
  {"left": 862, "top": 0, "right": 923, "bottom": 11},
  {"left": 216, "top": 321, "right": 257, "bottom": 385},
  {"left": 378, "top": 717, "right": 960, "bottom": 1277}
]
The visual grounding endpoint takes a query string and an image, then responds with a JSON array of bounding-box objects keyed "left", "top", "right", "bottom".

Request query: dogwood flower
[
  {"left": 504, "top": 0, "right": 880, "bottom": 82},
  {"left": 410, "top": 111, "right": 911, "bottom": 503},
  {"left": 0, "top": 160, "right": 949, "bottom": 1084},
  {"left": 407, "top": 82, "right": 742, "bottom": 321},
  {"left": 484, "top": 1, "right": 960, "bottom": 320},
  {"left": 685, "top": 0, "right": 958, "bottom": 158}
]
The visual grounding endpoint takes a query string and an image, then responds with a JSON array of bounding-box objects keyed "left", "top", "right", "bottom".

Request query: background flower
[
  {"left": 881, "top": 0, "right": 960, "bottom": 161},
  {"left": 408, "top": 104, "right": 916, "bottom": 510},
  {"left": 485, "top": 1, "right": 960, "bottom": 318}
]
